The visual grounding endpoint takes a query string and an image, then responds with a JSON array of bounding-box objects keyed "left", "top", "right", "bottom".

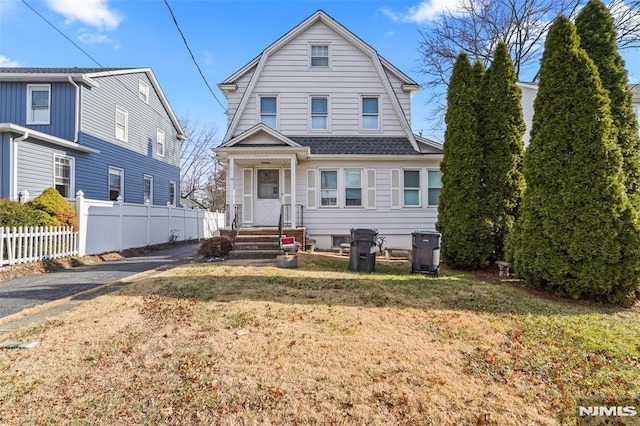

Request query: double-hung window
[
  {"left": 115, "top": 105, "right": 128, "bottom": 142},
  {"left": 139, "top": 80, "right": 149, "bottom": 103},
  {"left": 157, "top": 129, "right": 165, "bottom": 157},
  {"left": 310, "top": 44, "right": 329, "bottom": 67},
  {"left": 428, "top": 170, "right": 442, "bottom": 206},
  {"left": 320, "top": 170, "right": 338, "bottom": 207},
  {"left": 311, "top": 96, "right": 328, "bottom": 130},
  {"left": 169, "top": 181, "right": 176, "bottom": 206},
  {"left": 54, "top": 155, "right": 73, "bottom": 198},
  {"left": 27, "top": 84, "right": 50, "bottom": 124},
  {"left": 144, "top": 175, "right": 153, "bottom": 203},
  {"left": 403, "top": 170, "right": 420, "bottom": 206},
  {"left": 345, "top": 169, "right": 362, "bottom": 206},
  {"left": 259, "top": 96, "right": 277, "bottom": 128},
  {"left": 362, "top": 97, "right": 379, "bottom": 130},
  {"left": 109, "top": 166, "right": 124, "bottom": 201}
]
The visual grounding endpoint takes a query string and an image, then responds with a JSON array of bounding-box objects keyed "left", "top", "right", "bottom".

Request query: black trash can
[
  {"left": 411, "top": 230, "right": 441, "bottom": 276},
  {"left": 348, "top": 228, "right": 377, "bottom": 272}
]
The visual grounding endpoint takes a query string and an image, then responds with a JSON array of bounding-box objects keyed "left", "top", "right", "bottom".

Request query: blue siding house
[{"left": 0, "top": 68, "right": 185, "bottom": 205}]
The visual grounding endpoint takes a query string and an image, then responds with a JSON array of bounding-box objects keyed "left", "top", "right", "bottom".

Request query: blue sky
[{"left": 1, "top": 0, "right": 639, "bottom": 143}]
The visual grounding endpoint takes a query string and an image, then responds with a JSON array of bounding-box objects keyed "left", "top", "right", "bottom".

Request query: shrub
[
  {"left": 0, "top": 199, "right": 57, "bottom": 228},
  {"left": 28, "top": 188, "right": 78, "bottom": 231},
  {"left": 198, "top": 236, "right": 233, "bottom": 259}
]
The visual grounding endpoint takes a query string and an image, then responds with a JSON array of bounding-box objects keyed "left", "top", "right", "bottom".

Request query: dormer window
[{"left": 310, "top": 44, "right": 329, "bottom": 67}]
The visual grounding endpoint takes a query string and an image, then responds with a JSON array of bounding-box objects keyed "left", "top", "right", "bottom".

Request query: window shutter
[
  {"left": 243, "top": 169, "right": 253, "bottom": 223},
  {"left": 390, "top": 169, "right": 401, "bottom": 209},
  {"left": 365, "top": 169, "right": 376, "bottom": 209},
  {"left": 307, "top": 169, "right": 317, "bottom": 210}
]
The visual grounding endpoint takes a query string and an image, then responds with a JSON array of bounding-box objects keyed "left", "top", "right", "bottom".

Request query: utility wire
[
  {"left": 163, "top": 0, "right": 228, "bottom": 115},
  {"left": 20, "top": 0, "right": 191, "bottom": 134},
  {"left": 21, "top": 0, "right": 104, "bottom": 68}
]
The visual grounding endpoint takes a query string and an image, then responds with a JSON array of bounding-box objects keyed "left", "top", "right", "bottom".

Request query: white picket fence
[{"left": 0, "top": 226, "right": 79, "bottom": 266}]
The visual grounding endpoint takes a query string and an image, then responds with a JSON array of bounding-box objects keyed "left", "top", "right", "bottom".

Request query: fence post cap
[
  {"left": 145, "top": 199, "right": 151, "bottom": 205},
  {"left": 75, "top": 190, "right": 84, "bottom": 198},
  {"left": 117, "top": 196, "right": 124, "bottom": 203}
]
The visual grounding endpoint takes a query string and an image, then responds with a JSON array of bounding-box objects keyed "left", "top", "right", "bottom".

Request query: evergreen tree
[
  {"left": 506, "top": 16, "right": 640, "bottom": 303},
  {"left": 479, "top": 41, "right": 525, "bottom": 260},
  {"left": 576, "top": 0, "right": 640, "bottom": 207},
  {"left": 437, "top": 52, "right": 492, "bottom": 268}
]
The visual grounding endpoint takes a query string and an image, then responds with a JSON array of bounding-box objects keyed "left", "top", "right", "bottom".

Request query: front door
[{"left": 255, "top": 169, "right": 281, "bottom": 226}]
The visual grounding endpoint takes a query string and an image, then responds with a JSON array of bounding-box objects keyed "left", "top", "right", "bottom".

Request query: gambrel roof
[{"left": 218, "top": 10, "right": 421, "bottom": 150}]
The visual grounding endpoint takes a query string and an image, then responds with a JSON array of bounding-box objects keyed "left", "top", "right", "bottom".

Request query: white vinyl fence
[
  {"left": 0, "top": 226, "right": 78, "bottom": 266},
  {"left": 1, "top": 191, "right": 225, "bottom": 266},
  {"left": 72, "top": 191, "right": 224, "bottom": 256}
]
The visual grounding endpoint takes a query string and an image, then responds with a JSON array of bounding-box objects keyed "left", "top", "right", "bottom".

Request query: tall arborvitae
[
  {"left": 437, "top": 52, "right": 493, "bottom": 268},
  {"left": 576, "top": 0, "right": 640, "bottom": 207},
  {"left": 506, "top": 16, "right": 640, "bottom": 303},
  {"left": 479, "top": 41, "right": 525, "bottom": 260}
]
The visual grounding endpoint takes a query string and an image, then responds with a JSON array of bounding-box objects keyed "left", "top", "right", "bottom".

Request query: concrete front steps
[{"left": 221, "top": 227, "right": 306, "bottom": 260}]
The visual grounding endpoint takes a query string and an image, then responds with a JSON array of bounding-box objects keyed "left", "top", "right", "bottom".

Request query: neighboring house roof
[
  {"left": 218, "top": 10, "right": 420, "bottom": 150},
  {"left": 0, "top": 67, "right": 186, "bottom": 140},
  {"left": 0, "top": 122, "right": 100, "bottom": 153}
]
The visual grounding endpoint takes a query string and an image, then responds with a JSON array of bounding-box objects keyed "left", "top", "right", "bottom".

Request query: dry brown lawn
[{"left": 1, "top": 253, "right": 638, "bottom": 425}]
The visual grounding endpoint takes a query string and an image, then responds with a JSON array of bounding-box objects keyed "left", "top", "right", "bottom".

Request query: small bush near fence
[
  {"left": 0, "top": 199, "right": 57, "bottom": 228},
  {"left": 29, "top": 188, "right": 79, "bottom": 231},
  {"left": 198, "top": 237, "right": 233, "bottom": 259}
]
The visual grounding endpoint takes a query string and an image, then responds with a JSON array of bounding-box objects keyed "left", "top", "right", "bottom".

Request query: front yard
[{"left": 1, "top": 253, "right": 638, "bottom": 425}]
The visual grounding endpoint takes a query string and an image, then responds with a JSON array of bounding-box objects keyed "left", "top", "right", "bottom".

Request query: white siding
[
  {"left": 519, "top": 84, "right": 537, "bottom": 147},
  {"left": 297, "top": 159, "right": 440, "bottom": 249},
  {"left": 234, "top": 21, "right": 409, "bottom": 137}
]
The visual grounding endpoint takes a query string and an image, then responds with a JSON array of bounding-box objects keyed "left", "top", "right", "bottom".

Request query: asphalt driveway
[{"left": 0, "top": 243, "right": 199, "bottom": 333}]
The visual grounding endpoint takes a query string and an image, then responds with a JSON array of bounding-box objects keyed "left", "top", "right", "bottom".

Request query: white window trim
[
  {"left": 52, "top": 153, "right": 75, "bottom": 198},
  {"left": 402, "top": 168, "right": 422, "bottom": 208},
  {"left": 115, "top": 105, "right": 128, "bottom": 142},
  {"left": 258, "top": 95, "right": 278, "bottom": 129},
  {"left": 27, "top": 84, "right": 51, "bottom": 125},
  {"left": 157, "top": 128, "right": 166, "bottom": 157},
  {"left": 319, "top": 168, "right": 339, "bottom": 208},
  {"left": 309, "top": 95, "right": 330, "bottom": 132},
  {"left": 427, "top": 168, "right": 442, "bottom": 207},
  {"left": 169, "top": 180, "right": 177, "bottom": 206},
  {"left": 108, "top": 166, "right": 125, "bottom": 201},
  {"left": 309, "top": 43, "right": 331, "bottom": 68},
  {"left": 360, "top": 95, "right": 381, "bottom": 131},
  {"left": 139, "top": 79, "right": 150, "bottom": 104},
  {"left": 344, "top": 168, "right": 363, "bottom": 208},
  {"left": 144, "top": 174, "right": 154, "bottom": 204}
]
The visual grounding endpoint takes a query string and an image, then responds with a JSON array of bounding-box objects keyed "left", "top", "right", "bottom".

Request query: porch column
[
  {"left": 228, "top": 157, "right": 235, "bottom": 208},
  {"left": 290, "top": 156, "right": 296, "bottom": 228}
]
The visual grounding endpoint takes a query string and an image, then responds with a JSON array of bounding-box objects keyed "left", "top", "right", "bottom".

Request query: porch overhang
[{"left": 214, "top": 146, "right": 310, "bottom": 166}]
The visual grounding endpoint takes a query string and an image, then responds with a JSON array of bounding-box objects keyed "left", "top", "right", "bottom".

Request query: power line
[
  {"left": 163, "top": 0, "right": 228, "bottom": 115},
  {"left": 20, "top": 0, "right": 104, "bottom": 68},
  {"left": 20, "top": 0, "right": 189, "bottom": 134}
]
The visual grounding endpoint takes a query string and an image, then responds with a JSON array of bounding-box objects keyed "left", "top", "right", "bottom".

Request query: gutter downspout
[
  {"left": 12, "top": 132, "right": 29, "bottom": 200},
  {"left": 68, "top": 76, "right": 80, "bottom": 142}
]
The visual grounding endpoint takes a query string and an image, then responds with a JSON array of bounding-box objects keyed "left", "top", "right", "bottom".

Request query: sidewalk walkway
[{"left": 0, "top": 243, "right": 199, "bottom": 334}]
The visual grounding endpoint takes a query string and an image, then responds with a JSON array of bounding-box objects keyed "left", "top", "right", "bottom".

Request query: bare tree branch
[
  {"left": 416, "top": 0, "right": 640, "bottom": 130},
  {"left": 178, "top": 116, "right": 222, "bottom": 207}
]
